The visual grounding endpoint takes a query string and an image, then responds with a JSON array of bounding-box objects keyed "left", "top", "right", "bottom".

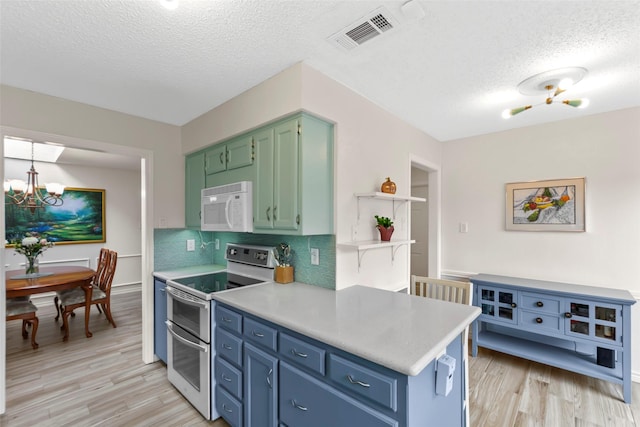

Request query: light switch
[
  {"left": 459, "top": 222, "right": 469, "bottom": 233},
  {"left": 187, "top": 239, "right": 195, "bottom": 251}
]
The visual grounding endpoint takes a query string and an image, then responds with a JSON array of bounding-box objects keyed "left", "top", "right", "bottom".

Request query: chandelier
[
  {"left": 502, "top": 67, "right": 590, "bottom": 118},
  {"left": 4, "top": 142, "right": 65, "bottom": 213}
]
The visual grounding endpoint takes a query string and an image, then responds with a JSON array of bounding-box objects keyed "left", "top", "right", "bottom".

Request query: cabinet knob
[
  {"left": 511, "top": 303, "right": 517, "bottom": 308},
  {"left": 536, "top": 317, "right": 543, "bottom": 324},
  {"left": 536, "top": 301, "right": 544, "bottom": 307},
  {"left": 564, "top": 312, "right": 572, "bottom": 318}
]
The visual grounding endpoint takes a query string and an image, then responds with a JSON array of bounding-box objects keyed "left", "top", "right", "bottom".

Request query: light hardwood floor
[{"left": 1, "top": 290, "right": 638, "bottom": 426}]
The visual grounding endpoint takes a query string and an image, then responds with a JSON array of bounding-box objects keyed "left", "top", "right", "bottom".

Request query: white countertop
[
  {"left": 212, "top": 282, "right": 480, "bottom": 376},
  {"left": 153, "top": 264, "right": 226, "bottom": 281}
]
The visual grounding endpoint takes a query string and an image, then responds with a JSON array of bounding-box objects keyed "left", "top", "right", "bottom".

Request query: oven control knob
[{"left": 229, "top": 248, "right": 237, "bottom": 256}]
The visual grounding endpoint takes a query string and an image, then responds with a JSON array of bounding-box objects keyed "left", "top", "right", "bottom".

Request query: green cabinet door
[
  {"left": 205, "top": 136, "right": 254, "bottom": 177},
  {"left": 205, "top": 144, "right": 226, "bottom": 175},
  {"left": 185, "top": 152, "right": 205, "bottom": 228},
  {"left": 254, "top": 128, "right": 275, "bottom": 229},
  {"left": 227, "top": 135, "right": 254, "bottom": 171},
  {"left": 273, "top": 119, "right": 299, "bottom": 231}
]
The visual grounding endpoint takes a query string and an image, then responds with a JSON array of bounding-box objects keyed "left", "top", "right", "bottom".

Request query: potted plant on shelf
[{"left": 374, "top": 215, "right": 394, "bottom": 241}]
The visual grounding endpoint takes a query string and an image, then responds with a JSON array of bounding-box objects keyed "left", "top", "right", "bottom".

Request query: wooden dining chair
[
  {"left": 6, "top": 297, "right": 39, "bottom": 349},
  {"left": 54, "top": 247, "right": 109, "bottom": 321},
  {"left": 56, "top": 249, "right": 118, "bottom": 337},
  {"left": 410, "top": 275, "right": 473, "bottom": 427}
]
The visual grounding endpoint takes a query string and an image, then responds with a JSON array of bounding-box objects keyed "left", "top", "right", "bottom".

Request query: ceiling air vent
[{"left": 328, "top": 7, "right": 399, "bottom": 51}]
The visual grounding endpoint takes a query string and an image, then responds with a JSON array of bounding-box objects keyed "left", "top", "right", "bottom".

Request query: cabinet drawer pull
[
  {"left": 347, "top": 375, "right": 371, "bottom": 388},
  {"left": 564, "top": 312, "right": 572, "bottom": 318},
  {"left": 252, "top": 331, "right": 265, "bottom": 338},
  {"left": 291, "top": 348, "right": 308, "bottom": 358},
  {"left": 221, "top": 373, "right": 232, "bottom": 382},
  {"left": 536, "top": 301, "right": 544, "bottom": 307},
  {"left": 266, "top": 368, "right": 273, "bottom": 388},
  {"left": 222, "top": 403, "right": 233, "bottom": 413},
  {"left": 222, "top": 343, "right": 232, "bottom": 350},
  {"left": 222, "top": 316, "right": 232, "bottom": 323},
  {"left": 536, "top": 317, "right": 543, "bottom": 324},
  {"left": 291, "top": 400, "right": 308, "bottom": 411},
  {"left": 219, "top": 152, "right": 224, "bottom": 164},
  {"left": 266, "top": 206, "right": 271, "bottom": 221},
  {"left": 273, "top": 206, "right": 277, "bottom": 220}
]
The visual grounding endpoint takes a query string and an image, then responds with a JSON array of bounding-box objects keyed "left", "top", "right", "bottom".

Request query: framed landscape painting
[
  {"left": 5, "top": 187, "right": 106, "bottom": 245},
  {"left": 505, "top": 178, "right": 585, "bottom": 232}
]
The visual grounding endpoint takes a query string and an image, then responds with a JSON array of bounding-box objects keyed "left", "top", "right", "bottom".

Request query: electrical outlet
[
  {"left": 310, "top": 248, "right": 320, "bottom": 265},
  {"left": 187, "top": 239, "right": 195, "bottom": 251},
  {"left": 215, "top": 239, "right": 220, "bottom": 250}
]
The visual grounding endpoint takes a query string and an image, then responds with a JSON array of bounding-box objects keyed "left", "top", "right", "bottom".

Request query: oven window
[
  {"left": 171, "top": 325, "right": 202, "bottom": 391},
  {"left": 172, "top": 299, "right": 201, "bottom": 338}
]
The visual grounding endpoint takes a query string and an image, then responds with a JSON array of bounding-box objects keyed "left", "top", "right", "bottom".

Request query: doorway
[
  {"left": 409, "top": 158, "right": 440, "bottom": 280},
  {"left": 0, "top": 126, "right": 153, "bottom": 413},
  {"left": 411, "top": 167, "right": 429, "bottom": 276}
]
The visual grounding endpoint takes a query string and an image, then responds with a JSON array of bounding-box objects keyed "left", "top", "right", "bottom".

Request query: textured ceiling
[{"left": 1, "top": 0, "right": 639, "bottom": 145}]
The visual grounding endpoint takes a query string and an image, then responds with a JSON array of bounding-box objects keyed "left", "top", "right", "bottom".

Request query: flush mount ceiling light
[
  {"left": 4, "top": 140, "right": 65, "bottom": 213},
  {"left": 502, "top": 67, "right": 590, "bottom": 119}
]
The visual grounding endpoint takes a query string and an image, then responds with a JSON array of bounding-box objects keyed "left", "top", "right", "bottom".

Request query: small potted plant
[{"left": 374, "top": 215, "right": 394, "bottom": 241}]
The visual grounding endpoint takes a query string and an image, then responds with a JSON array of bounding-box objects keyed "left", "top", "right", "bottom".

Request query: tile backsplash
[{"left": 154, "top": 229, "right": 336, "bottom": 289}]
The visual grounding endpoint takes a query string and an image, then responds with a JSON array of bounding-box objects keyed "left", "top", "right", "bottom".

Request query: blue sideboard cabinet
[
  {"left": 471, "top": 274, "right": 636, "bottom": 403},
  {"left": 153, "top": 277, "right": 168, "bottom": 364},
  {"left": 213, "top": 303, "right": 466, "bottom": 427}
]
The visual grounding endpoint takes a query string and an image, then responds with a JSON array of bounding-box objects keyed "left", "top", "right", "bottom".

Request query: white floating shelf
[
  {"left": 338, "top": 240, "right": 415, "bottom": 270},
  {"left": 354, "top": 192, "right": 426, "bottom": 203},
  {"left": 338, "top": 240, "right": 415, "bottom": 250}
]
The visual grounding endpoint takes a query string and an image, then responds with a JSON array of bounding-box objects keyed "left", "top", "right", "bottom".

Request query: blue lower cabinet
[
  {"left": 215, "top": 356, "right": 243, "bottom": 399},
  {"left": 216, "top": 386, "right": 243, "bottom": 427},
  {"left": 153, "top": 279, "right": 167, "bottom": 363},
  {"left": 279, "top": 361, "right": 398, "bottom": 427},
  {"left": 244, "top": 343, "right": 278, "bottom": 427}
]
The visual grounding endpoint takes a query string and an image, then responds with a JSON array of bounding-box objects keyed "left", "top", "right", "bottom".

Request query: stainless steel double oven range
[{"left": 165, "top": 243, "right": 277, "bottom": 419}]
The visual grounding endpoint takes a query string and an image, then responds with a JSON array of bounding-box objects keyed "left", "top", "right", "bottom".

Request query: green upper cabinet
[
  {"left": 253, "top": 113, "right": 333, "bottom": 236},
  {"left": 254, "top": 128, "right": 275, "bottom": 229},
  {"left": 185, "top": 112, "right": 333, "bottom": 235},
  {"left": 205, "top": 135, "right": 254, "bottom": 176},
  {"left": 185, "top": 152, "right": 206, "bottom": 228}
]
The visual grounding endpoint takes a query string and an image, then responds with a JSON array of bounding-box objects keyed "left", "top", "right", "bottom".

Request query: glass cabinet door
[
  {"left": 477, "top": 286, "right": 518, "bottom": 324},
  {"left": 565, "top": 299, "right": 621, "bottom": 344}
]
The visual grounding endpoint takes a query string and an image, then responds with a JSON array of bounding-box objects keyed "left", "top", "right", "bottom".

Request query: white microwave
[{"left": 201, "top": 181, "right": 253, "bottom": 232}]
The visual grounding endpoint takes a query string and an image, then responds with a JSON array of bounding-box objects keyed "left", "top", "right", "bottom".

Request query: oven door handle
[
  {"left": 166, "top": 321, "right": 208, "bottom": 353},
  {"left": 166, "top": 286, "right": 209, "bottom": 310}
]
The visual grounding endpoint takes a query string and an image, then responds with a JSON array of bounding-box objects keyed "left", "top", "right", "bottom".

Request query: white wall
[
  {"left": 4, "top": 158, "right": 141, "bottom": 288},
  {"left": 441, "top": 107, "right": 640, "bottom": 378},
  {"left": 181, "top": 63, "right": 443, "bottom": 291},
  {"left": 0, "top": 85, "right": 183, "bottom": 228}
]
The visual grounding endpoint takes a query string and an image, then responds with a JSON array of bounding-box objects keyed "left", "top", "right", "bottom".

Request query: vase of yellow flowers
[{"left": 12, "top": 232, "right": 54, "bottom": 276}]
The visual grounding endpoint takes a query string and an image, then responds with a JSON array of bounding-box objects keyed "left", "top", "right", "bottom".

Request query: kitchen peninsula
[{"left": 212, "top": 282, "right": 480, "bottom": 427}]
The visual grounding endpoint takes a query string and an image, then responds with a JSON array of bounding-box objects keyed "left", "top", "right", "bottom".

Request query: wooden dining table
[{"left": 6, "top": 266, "right": 96, "bottom": 342}]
